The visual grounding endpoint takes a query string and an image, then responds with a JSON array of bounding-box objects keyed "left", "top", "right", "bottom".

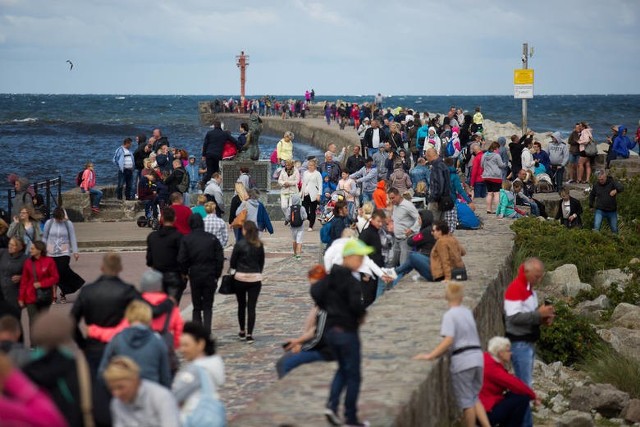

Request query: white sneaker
[
  {"left": 411, "top": 274, "right": 421, "bottom": 282},
  {"left": 307, "top": 227, "right": 313, "bottom": 232},
  {"left": 381, "top": 267, "right": 398, "bottom": 280}
]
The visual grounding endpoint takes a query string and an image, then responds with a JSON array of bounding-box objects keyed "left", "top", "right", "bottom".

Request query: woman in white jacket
[
  {"left": 301, "top": 159, "right": 323, "bottom": 231},
  {"left": 173, "top": 321, "right": 226, "bottom": 426},
  {"left": 277, "top": 160, "right": 300, "bottom": 217},
  {"left": 520, "top": 139, "right": 536, "bottom": 174}
]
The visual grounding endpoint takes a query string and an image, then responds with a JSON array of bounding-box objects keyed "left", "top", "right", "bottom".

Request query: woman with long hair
[
  {"left": 230, "top": 221, "right": 265, "bottom": 343},
  {"left": 42, "top": 207, "right": 84, "bottom": 304},
  {"left": 0, "top": 237, "right": 28, "bottom": 310},
  {"left": 577, "top": 122, "right": 594, "bottom": 183},
  {"left": 228, "top": 182, "right": 249, "bottom": 242},
  {"left": 7, "top": 207, "right": 41, "bottom": 254},
  {"left": 80, "top": 162, "right": 103, "bottom": 213},
  {"left": 172, "top": 322, "right": 226, "bottom": 426},
  {"left": 18, "top": 241, "right": 59, "bottom": 340}
]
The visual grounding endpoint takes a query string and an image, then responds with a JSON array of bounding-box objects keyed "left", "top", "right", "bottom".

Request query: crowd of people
[{"left": 0, "top": 103, "right": 637, "bottom": 426}]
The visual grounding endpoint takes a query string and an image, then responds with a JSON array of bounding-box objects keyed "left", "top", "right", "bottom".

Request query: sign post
[{"left": 515, "top": 43, "right": 534, "bottom": 135}]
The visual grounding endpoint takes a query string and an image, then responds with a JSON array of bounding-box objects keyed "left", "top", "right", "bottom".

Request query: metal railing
[{"left": 4, "top": 176, "right": 62, "bottom": 218}]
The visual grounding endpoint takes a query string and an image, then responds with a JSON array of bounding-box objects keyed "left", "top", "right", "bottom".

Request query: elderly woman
[
  {"left": 276, "top": 131, "right": 295, "bottom": 164},
  {"left": 480, "top": 336, "right": 536, "bottom": 427},
  {"left": 0, "top": 237, "right": 28, "bottom": 310},
  {"left": 104, "top": 356, "right": 181, "bottom": 427},
  {"left": 42, "top": 207, "right": 84, "bottom": 303},
  {"left": 8, "top": 207, "right": 41, "bottom": 254},
  {"left": 278, "top": 159, "right": 301, "bottom": 216}
]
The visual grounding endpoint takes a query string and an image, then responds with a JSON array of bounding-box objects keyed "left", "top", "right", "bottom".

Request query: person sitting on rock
[
  {"left": 479, "top": 336, "right": 537, "bottom": 427},
  {"left": 554, "top": 188, "right": 583, "bottom": 228}
]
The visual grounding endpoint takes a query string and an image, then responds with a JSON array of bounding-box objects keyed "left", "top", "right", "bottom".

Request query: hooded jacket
[
  {"left": 425, "top": 127, "right": 442, "bottom": 154},
  {"left": 389, "top": 167, "right": 412, "bottom": 195},
  {"left": 496, "top": 189, "right": 518, "bottom": 218},
  {"left": 372, "top": 181, "right": 388, "bottom": 209},
  {"left": 172, "top": 355, "right": 225, "bottom": 421},
  {"left": 548, "top": 138, "right": 569, "bottom": 166},
  {"left": 178, "top": 215, "right": 224, "bottom": 283},
  {"left": 481, "top": 151, "right": 506, "bottom": 181},
  {"left": 504, "top": 264, "right": 541, "bottom": 342},
  {"left": 415, "top": 124, "right": 430, "bottom": 152},
  {"left": 310, "top": 264, "right": 366, "bottom": 332},
  {"left": 429, "top": 157, "right": 449, "bottom": 203},
  {"left": 285, "top": 194, "right": 308, "bottom": 226},
  {"left": 612, "top": 126, "right": 636, "bottom": 159},
  {"left": 99, "top": 324, "right": 172, "bottom": 387},
  {"left": 407, "top": 210, "right": 435, "bottom": 255}
]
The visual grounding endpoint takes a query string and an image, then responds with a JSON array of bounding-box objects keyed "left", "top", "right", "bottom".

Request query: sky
[{"left": 1, "top": 0, "right": 639, "bottom": 96}]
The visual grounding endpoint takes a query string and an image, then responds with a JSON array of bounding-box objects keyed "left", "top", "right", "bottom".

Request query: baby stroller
[{"left": 318, "top": 190, "right": 346, "bottom": 224}]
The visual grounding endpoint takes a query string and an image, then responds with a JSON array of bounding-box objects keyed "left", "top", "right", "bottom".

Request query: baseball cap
[{"left": 342, "top": 239, "right": 374, "bottom": 257}]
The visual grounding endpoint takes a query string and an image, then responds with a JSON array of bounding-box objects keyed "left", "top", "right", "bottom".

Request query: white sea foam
[
  {"left": 115, "top": 96, "right": 126, "bottom": 100},
  {"left": 12, "top": 117, "right": 38, "bottom": 123}
]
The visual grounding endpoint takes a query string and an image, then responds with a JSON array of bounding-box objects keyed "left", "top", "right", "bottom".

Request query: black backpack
[
  {"left": 290, "top": 204, "right": 303, "bottom": 227},
  {"left": 176, "top": 169, "right": 190, "bottom": 193}
]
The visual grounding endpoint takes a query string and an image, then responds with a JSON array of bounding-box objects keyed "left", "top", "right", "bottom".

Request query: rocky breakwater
[{"left": 230, "top": 212, "right": 515, "bottom": 427}]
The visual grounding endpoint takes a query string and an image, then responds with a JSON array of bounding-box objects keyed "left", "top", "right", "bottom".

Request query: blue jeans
[
  {"left": 368, "top": 147, "right": 379, "bottom": 157},
  {"left": 593, "top": 209, "right": 618, "bottom": 233},
  {"left": 511, "top": 341, "right": 535, "bottom": 427},
  {"left": 81, "top": 188, "right": 103, "bottom": 208},
  {"left": 326, "top": 328, "right": 361, "bottom": 425},
  {"left": 116, "top": 169, "right": 134, "bottom": 200},
  {"left": 394, "top": 252, "right": 433, "bottom": 285},
  {"left": 276, "top": 350, "right": 325, "bottom": 379},
  {"left": 361, "top": 191, "right": 373, "bottom": 204}
]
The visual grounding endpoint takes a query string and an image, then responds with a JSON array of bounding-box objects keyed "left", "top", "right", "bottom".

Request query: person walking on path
[
  {"left": 113, "top": 137, "right": 136, "bottom": 200},
  {"left": 284, "top": 194, "right": 308, "bottom": 259},
  {"left": 589, "top": 169, "right": 624, "bottom": 233},
  {"left": 301, "top": 159, "right": 323, "bottom": 231},
  {"left": 178, "top": 214, "right": 224, "bottom": 331},
  {"left": 203, "top": 201, "right": 229, "bottom": 247},
  {"left": 230, "top": 221, "right": 265, "bottom": 343},
  {"left": 18, "top": 241, "right": 59, "bottom": 341},
  {"left": 8, "top": 207, "right": 41, "bottom": 254},
  {"left": 504, "top": 257, "right": 555, "bottom": 427},
  {"left": 42, "top": 207, "right": 84, "bottom": 304},
  {"left": 80, "top": 162, "right": 103, "bottom": 213},
  {"left": 278, "top": 160, "right": 301, "bottom": 217},
  {"left": 202, "top": 120, "right": 238, "bottom": 185},
  {"left": 0, "top": 237, "right": 27, "bottom": 311},
  {"left": 414, "top": 282, "right": 490, "bottom": 427},
  {"left": 146, "top": 207, "right": 186, "bottom": 302},
  {"left": 311, "top": 239, "right": 372, "bottom": 427},
  {"left": 425, "top": 148, "right": 451, "bottom": 221}
]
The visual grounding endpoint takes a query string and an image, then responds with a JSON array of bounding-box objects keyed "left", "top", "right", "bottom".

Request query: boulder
[
  {"left": 546, "top": 264, "right": 581, "bottom": 287},
  {"left": 569, "top": 383, "right": 629, "bottom": 418},
  {"left": 630, "top": 258, "right": 640, "bottom": 265},
  {"left": 592, "top": 268, "right": 633, "bottom": 290},
  {"left": 555, "top": 410, "right": 594, "bottom": 427},
  {"left": 563, "top": 282, "right": 592, "bottom": 298},
  {"left": 610, "top": 303, "right": 640, "bottom": 330},
  {"left": 597, "top": 327, "right": 640, "bottom": 362},
  {"left": 622, "top": 399, "right": 640, "bottom": 424},
  {"left": 575, "top": 295, "right": 610, "bottom": 318}
]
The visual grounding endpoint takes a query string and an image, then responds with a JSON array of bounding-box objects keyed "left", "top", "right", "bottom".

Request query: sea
[{"left": 1, "top": 93, "right": 639, "bottom": 199}]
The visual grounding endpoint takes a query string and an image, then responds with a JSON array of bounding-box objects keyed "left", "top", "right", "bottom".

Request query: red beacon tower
[{"left": 236, "top": 51, "right": 249, "bottom": 101}]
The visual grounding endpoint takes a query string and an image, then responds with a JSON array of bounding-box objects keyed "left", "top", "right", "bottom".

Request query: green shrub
[
  {"left": 580, "top": 345, "right": 640, "bottom": 399},
  {"left": 538, "top": 301, "right": 602, "bottom": 366}
]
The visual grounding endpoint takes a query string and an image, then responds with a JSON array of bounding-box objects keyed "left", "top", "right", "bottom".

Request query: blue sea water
[{"left": 0, "top": 94, "right": 638, "bottom": 196}]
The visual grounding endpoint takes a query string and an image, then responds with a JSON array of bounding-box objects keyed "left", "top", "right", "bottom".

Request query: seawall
[{"left": 229, "top": 216, "right": 515, "bottom": 427}]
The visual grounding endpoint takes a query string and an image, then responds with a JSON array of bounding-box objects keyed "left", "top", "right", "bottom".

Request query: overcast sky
[{"left": 1, "top": 0, "right": 638, "bottom": 96}]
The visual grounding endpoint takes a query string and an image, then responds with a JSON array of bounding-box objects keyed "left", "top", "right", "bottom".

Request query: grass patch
[{"left": 580, "top": 345, "right": 640, "bottom": 399}]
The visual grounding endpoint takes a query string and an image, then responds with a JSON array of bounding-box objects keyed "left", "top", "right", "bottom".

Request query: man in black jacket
[
  {"left": 589, "top": 169, "right": 624, "bottom": 233},
  {"left": 164, "top": 159, "right": 188, "bottom": 195},
  {"left": 177, "top": 214, "right": 224, "bottom": 331},
  {"left": 426, "top": 147, "right": 451, "bottom": 221},
  {"left": 146, "top": 207, "right": 186, "bottom": 301},
  {"left": 358, "top": 209, "right": 387, "bottom": 301},
  {"left": 362, "top": 119, "right": 388, "bottom": 157},
  {"left": 345, "top": 146, "right": 365, "bottom": 175},
  {"left": 311, "top": 239, "right": 371, "bottom": 427},
  {"left": 201, "top": 120, "right": 238, "bottom": 185}
]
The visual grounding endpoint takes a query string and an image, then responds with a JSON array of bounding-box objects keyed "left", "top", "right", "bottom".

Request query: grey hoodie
[
  {"left": 481, "top": 151, "right": 506, "bottom": 180},
  {"left": 548, "top": 140, "right": 569, "bottom": 166},
  {"left": 172, "top": 355, "right": 225, "bottom": 420}
]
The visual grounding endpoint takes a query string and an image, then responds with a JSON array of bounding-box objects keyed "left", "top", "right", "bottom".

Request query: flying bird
[{"left": 66, "top": 60, "right": 73, "bottom": 71}]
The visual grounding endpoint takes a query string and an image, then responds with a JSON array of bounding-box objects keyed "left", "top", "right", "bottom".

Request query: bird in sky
[{"left": 66, "top": 60, "right": 73, "bottom": 70}]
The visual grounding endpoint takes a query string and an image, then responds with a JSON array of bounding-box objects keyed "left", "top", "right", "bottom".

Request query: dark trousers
[
  {"left": 162, "top": 272, "right": 186, "bottom": 303},
  {"left": 116, "top": 168, "right": 134, "bottom": 200},
  {"left": 550, "top": 165, "right": 565, "bottom": 191},
  {"left": 487, "top": 392, "right": 530, "bottom": 427},
  {"left": 235, "top": 281, "right": 261, "bottom": 335},
  {"left": 203, "top": 155, "right": 221, "bottom": 185},
  {"left": 190, "top": 279, "right": 217, "bottom": 331},
  {"left": 302, "top": 195, "right": 319, "bottom": 228},
  {"left": 326, "top": 327, "right": 361, "bottom": 425}
]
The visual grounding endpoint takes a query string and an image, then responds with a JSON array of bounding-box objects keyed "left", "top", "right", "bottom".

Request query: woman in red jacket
[
  {"left": 480, "top": 336, "right": 537, "bottom": 427},
  {"left": 18, "top": 241, "right": 59, "bottom": 338}
]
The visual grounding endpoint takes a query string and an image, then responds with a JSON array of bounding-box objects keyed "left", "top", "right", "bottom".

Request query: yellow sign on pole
[{"left": 514, "top": 69, "right": 534, "bottom": 85}]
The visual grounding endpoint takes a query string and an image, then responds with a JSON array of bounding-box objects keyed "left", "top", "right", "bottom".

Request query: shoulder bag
[
  {"left": 33, "top": 259, "right": 53, "bottom": 305},
  {"left": 231, "top": 206, "right": 247, "bottom": 229},
  {"left": 584, "top": 137, "right": 598, "bottom": 157},
  {"left": 218, "top": 273, "right": 236, "bottom": 295}
]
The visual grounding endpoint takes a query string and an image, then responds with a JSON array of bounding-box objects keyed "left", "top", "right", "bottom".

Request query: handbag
[
  {"left": 438, "top": 193, "right": 455, "bottom": 212},
  {"left": 218, "top": 274, "right": 236, "bottom": 295},
  {"left": 451, "top": 266, "right": 468, "bottom": 281},
  {"left": 584, "top": 137, "right": 598, "bottom": 156},
  {"left": 32, "top": 260, "right": 53, "bottom": 305},
  {"left": 231, "top": 208, "right": 247, "bottom": 229}
]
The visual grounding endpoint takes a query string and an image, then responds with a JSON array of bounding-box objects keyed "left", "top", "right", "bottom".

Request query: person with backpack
[
  {"left": 164, "top": 159, "right": 190, "bottom": 197},
  {"left": 172, "top": 322, "right": 226, "bottom": 427},
  {"left": 285, "top": 194, "right": 308, "bottom": 260}
]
